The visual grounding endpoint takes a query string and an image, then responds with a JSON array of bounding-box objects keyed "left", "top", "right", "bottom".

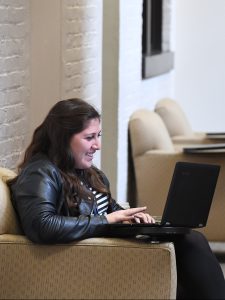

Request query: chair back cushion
[
  {"left": 129, "top": 109, "right": 174, "bottom": 157},
  {"left": 155, "top": 98, "right": 193, "bottom": 137},
  {"left": 0, "top": 167, "right": 21, "bottom": 234}
]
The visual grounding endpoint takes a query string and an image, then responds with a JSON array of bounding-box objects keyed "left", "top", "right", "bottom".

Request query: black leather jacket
[{"left": 10, "top": 154, "right": 123, "bottom": 244}]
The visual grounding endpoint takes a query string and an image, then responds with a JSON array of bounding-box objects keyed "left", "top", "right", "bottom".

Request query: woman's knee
[
  {"left": 186, "top": 230, "right": 208, "bottom": 244},
  {"left": 174, "top": 230, "right": 211, "bottom": 254}
]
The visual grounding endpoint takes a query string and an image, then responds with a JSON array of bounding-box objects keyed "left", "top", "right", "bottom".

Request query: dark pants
[{"left": 173, "top": 230, "right": 225, "bottom": 299}]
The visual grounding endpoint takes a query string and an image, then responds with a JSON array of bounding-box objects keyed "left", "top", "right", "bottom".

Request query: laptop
[{"left": 107, "top": 161, "right": 220, "bottom": 238}]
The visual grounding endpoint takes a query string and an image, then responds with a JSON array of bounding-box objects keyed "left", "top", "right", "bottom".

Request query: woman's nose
[{"left": 93, "top": 138, "right": 101, "bottom": 150}]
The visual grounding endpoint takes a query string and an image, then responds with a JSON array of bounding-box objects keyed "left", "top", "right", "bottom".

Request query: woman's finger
[
  {"left": 124, "top": 207, "right": 147, "bottom": 216},
  {"left": 134, "top": 217, "right": 141, "bottom": 223},
  {"left": 133, "top": 213, "right": 156, "bottom": 223},
  {"left": 133, "top": 212, "right": 147, "bottom": 223},
  {"left": 146, "top": 214, "right": 156, "bottom": 223}
]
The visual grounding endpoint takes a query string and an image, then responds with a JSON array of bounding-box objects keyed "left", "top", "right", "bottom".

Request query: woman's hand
[
  {"left": 132, "top": 212, "right": 155, "bottom": 224},
  {"left": 106, "top": 207, "right": 155, "bottom": 224}
]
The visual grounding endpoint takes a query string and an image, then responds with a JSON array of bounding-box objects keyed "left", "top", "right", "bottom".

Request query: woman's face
[{"left": 70, "top": 118, "right": 101, "bottom": 169}]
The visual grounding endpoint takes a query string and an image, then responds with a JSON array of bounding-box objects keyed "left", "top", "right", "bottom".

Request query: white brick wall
[
  {"left": 61, "top": 0, "right": 102, "bottom": 107},
  {"left": 0, "top": 0, "right": 30, "bottom": 170}
]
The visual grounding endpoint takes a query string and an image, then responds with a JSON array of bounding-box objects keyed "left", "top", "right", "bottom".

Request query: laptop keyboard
[{"left": 153, "top": 216, "right": 162, "bottom": 225}]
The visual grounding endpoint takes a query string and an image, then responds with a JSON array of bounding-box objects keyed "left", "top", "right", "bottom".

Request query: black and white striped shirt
[
  {"left": 90, "top": 188, "right": 109, "bottom": 216},
  {"left": 80, "top": 180, "right": 109, "bottom": 216}
]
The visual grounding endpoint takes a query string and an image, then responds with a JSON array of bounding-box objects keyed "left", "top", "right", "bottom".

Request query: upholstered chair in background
[
  {"left": 154, "top": 98, "right": 225, "bottom": 145},
  {"left": 129, "top": 109, "right": 225, "bottom": 242}
]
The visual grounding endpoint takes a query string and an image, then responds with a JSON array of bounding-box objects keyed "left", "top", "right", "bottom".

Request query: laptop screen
[{"left": 161, "top": 162, "right": 220, "bottom": 228}]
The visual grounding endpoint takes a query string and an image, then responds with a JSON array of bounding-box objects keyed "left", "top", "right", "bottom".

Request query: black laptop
[{"left": 107, "top": 161, "right": 220, "bottom": 238}]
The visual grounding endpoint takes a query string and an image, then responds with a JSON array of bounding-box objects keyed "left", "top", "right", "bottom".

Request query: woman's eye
[
  {"left": 86, "top": 136, "right": 93, "bottom": 141},
  {"left": 85, "top": 133, "right": 101, "bottom": 141}
]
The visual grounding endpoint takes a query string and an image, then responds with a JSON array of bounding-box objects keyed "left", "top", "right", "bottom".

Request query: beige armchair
[
  {"left": 129, "top": 109, "right": 225, "bottom": 242},
  {"left": 154, "top": 98, "right": 225, "bottom": 145},
  {"left": 0, "top": 167, "right": 177, "bottom": 300}
]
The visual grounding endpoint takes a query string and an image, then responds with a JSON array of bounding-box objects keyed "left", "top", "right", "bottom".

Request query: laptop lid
[{"left": 160, "top": 161, "right": 220, "bottom": 228}]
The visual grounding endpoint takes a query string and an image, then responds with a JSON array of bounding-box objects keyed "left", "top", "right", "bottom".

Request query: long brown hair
[{"left": 9, "top": 98, "right": 110, "bottom": 212}]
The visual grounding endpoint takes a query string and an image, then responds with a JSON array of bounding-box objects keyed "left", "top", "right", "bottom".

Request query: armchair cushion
[
  {"left": 0, "top": 235, "right": 176, "bottom": 299},
  {"left": 129, "top": 109, "right": 174, "bottom": 158},
  {"left": 154, "top": 98, "right": 220, "bottom": 145},
  {"left": 0, "top": 167, "right": 21, "bottom": 235},
  {"left": 154, "top": 98, "right": 193, "bottom": 137}
]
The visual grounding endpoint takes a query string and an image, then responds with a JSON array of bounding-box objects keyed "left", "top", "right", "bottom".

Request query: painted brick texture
[
  {"left": 0, "top": 0, "right": 30, "bottom": 169},
  {"left": 62, "top": 0, "right": 102, "bottom": 106}
]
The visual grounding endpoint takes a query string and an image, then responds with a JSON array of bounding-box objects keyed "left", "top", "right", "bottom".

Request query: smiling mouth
[{"left": 87, "top": 152, "right": 94, "bottom": 159}]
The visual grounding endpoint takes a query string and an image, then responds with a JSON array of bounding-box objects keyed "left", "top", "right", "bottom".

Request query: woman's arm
[{"left": 100, "top": 171, "right": 155, "bottom": 223}]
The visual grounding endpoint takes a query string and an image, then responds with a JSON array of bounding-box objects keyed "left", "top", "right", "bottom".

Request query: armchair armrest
[
  {"left": 172, "top": 132, "right": 208, "bottom": 145},
  {"left": 172, "top": 133, "right": 225, "bottom": 145},
  {"left": 0, "top": 234, "right": 177, "bottom": 299}
]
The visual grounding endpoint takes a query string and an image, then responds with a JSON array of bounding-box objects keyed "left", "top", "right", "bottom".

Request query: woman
[{"left": 8, "top": 98, "right": 225, "bottom": 299}]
